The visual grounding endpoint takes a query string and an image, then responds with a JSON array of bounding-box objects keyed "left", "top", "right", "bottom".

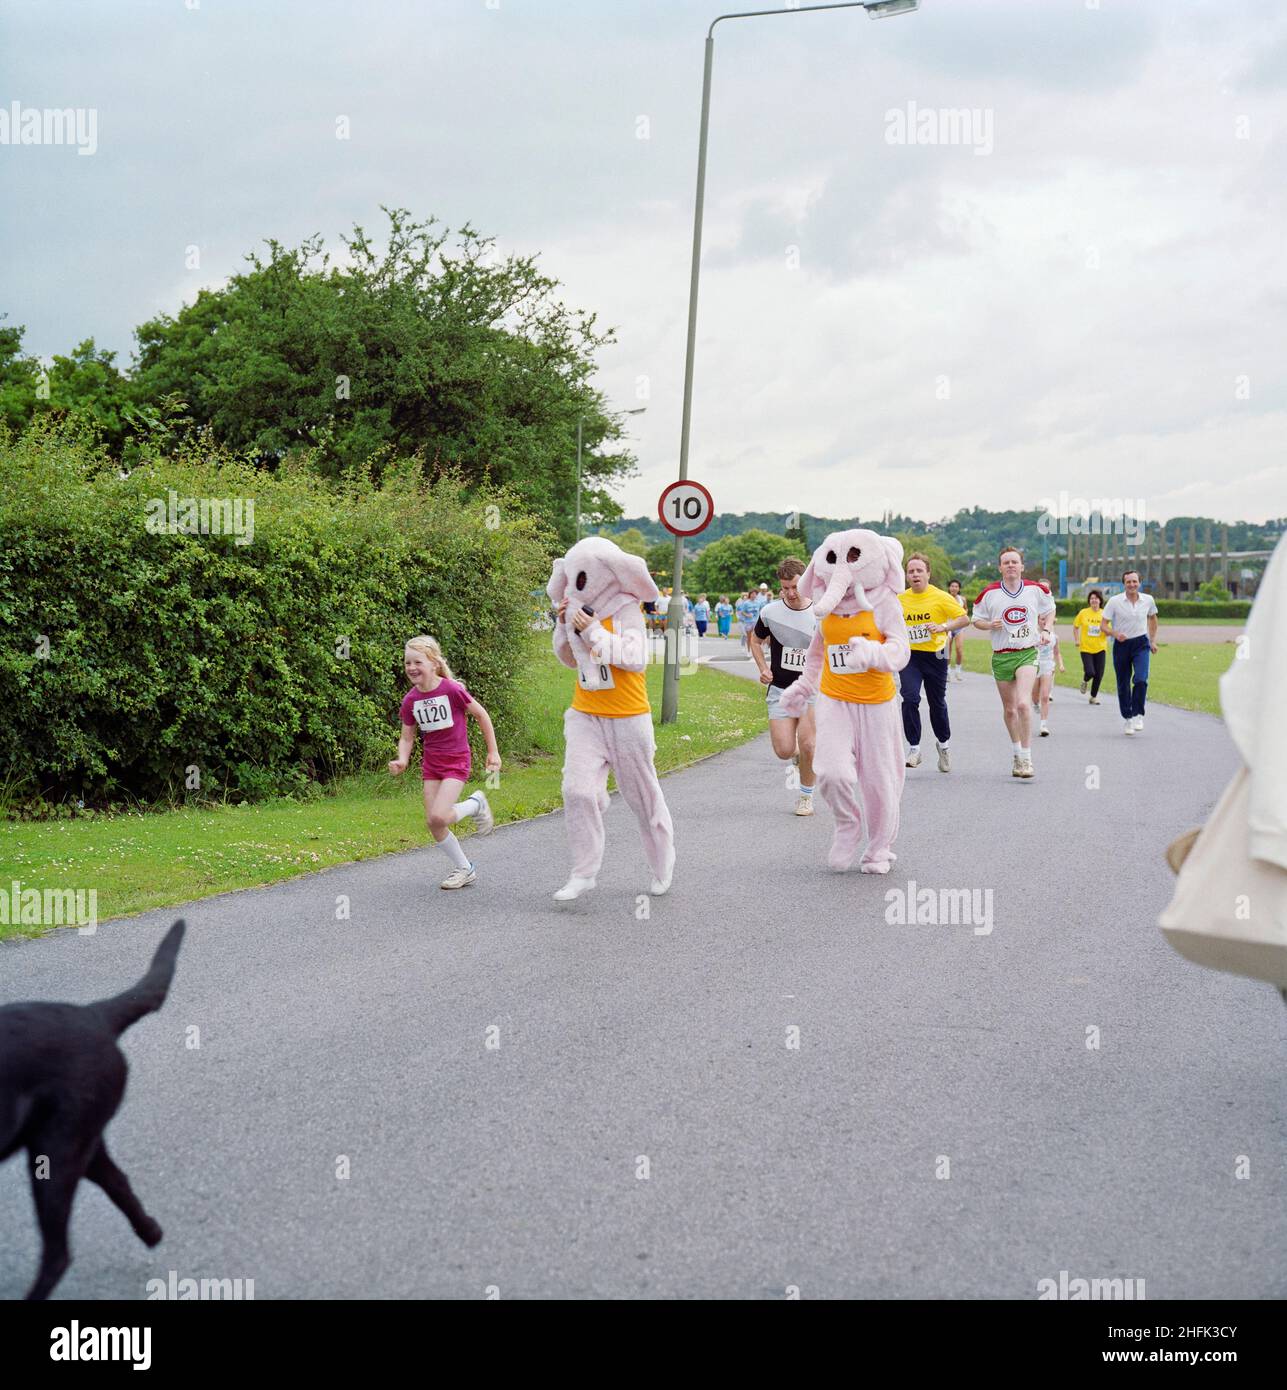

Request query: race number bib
[
  {"left": 1088, "top": 623, "right": 1101, "bottom": 637},
  {"left": 1008, "top": 621, "right": 1030, "bottom": 641},
  {"left": 827, "top": 643, "right": 862, "bottom": 674},
  {"left": 412, "top": 694, "right": 454, "bottom": 732},
  {"left": 780, "top": 646, "right": 808, "bottom": 672},
  {"left": 907, "top": 622, "right": 933, "bottom": 644},
  {"left": 577, "top": 660, "right": 616, "bottom": 692}
]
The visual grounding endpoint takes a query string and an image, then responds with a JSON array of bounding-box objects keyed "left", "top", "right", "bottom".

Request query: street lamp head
[{"left": 863, "top": 0, "right": 919, "bottom": 16}]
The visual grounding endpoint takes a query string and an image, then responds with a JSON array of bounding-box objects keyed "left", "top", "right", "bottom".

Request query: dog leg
[
  {"left": 25, "top": 1147, "right": 89, "bottom": 1301},
  {"left": 86, "top": 1141, "right": 163, "bottom": 1247}
]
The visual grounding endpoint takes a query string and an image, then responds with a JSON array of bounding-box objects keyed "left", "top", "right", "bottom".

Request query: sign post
[{"left": 658, "top": 480, "right": 714, "bottom": 722}]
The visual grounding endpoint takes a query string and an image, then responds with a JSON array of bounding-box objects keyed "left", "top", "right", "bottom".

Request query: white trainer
[
  {"left": 794, "top": 793, "right": 815, "bottom": 816},
  {"left": 1133, "top": 715, "right": 1144, "bottom": 733},
  {"left": 1016, "top": 758, "right": 1035, "bottom": 779},
  {"left": 440, "top": 865, "right": 477, "bottom": 890},
  {"left": 1011, "top": 754, "right": 1024, "bottom": 778},
  {"left": 1040, "top": 720, "right": 1050, "bottom": 737},
  {"left": 554, "top": 876, "right": 596, "bottom": 901},
  {"left": 1124, "top": 719, "right": 1134, "bottom": 736},
  {"left": 906, "top": 748, "right": 922, "bottom": 769},
  {"left": 936, "top": 743, "right": 951, "bottom": 773},
  {"left": 471, "top": 789, "right": 494, "bottom": 836}
]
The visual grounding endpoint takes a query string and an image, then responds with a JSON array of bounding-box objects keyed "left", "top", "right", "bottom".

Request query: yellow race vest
[
  {"left": 570, "top": 615, "right": 650, "bottom": 718},
  {"left": 818, "top": 611, "right": 896, "bottom": 704}
]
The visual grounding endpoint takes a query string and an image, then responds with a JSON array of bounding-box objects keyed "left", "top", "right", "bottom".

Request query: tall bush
[{"left": 0, "top": 420, "right": 552, "bottom": 808}]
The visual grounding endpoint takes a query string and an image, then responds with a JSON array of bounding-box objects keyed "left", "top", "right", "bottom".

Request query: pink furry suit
[
  {"left": 778, "top": 529, "right": 911, "bottom": 874},
  {"left": 547, "top": 537, "right": 675, "bottom": 901}
]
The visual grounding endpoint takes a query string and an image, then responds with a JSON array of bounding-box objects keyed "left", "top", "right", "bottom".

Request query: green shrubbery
[
  {"left": 1053, "top": 597, "right": 1251, "bottom": 619},
  {"left": 0, "top": 420, "right": 552, "bottom": 811}
]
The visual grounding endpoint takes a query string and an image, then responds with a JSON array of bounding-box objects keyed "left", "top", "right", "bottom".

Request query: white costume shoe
[{"left": 554, "top": 876, "right": 596, "bottom": 901}]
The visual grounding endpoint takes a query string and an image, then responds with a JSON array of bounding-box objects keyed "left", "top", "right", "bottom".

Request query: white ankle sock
[
  {"left": 1020, "top": 746, "right": 1031, "bottom": 758},
  {"left": 452, "top": 794, "right": 480, "bottom": 822},
  {"left": 1012, "top": 741, "right": 1023, "bottom": 756},
  {"left": 439, "top": 831, "right": 471, "bottom": 870}
]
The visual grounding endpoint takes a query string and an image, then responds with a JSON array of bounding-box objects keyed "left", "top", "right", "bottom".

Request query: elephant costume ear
[
  {"left": 882, "top": 536, "right": 906, "bottom": 595},
  {"left": 618, "top": 550, "right": 660, "bottom": 603},
  {"left": 798, "top": 555, "right": 823, "bottom": 603},
  {"left": 547, "top": 557, "right": 568, "bottom": 605}
]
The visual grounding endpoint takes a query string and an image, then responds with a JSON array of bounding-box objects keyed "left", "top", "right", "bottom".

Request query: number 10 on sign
[{"left": 658, "top": 480, "right": 714, "bottom": 538}]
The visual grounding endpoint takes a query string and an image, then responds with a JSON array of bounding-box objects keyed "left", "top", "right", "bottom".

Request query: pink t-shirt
[{"left": 399, "top": 678, "right": 473, "bottom": 778}]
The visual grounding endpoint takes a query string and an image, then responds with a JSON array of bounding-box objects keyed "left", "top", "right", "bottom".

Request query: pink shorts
[{"left": 422, "top": 759, "right": 471, "bottom": 784}]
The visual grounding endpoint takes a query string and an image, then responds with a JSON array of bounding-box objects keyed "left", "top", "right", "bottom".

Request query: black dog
[{"left": 0, "top": 920, "right": 185, "bottom": 1300}]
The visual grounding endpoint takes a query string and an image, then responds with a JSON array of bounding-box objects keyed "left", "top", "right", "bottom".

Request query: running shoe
[
  {"left": 937, "top": 744, "right": 951, "bottom": 773},
  {"left": 472, "top": 789, "right": 494, "bottom": 835},
  {"left": 441, "top": 865, "right": 477, "bottom": 889},
  {"left": 1089, "top": 696, "right": 1101, "bottom": 705},
  {"left": 1079, "top": 679, "right": 1088, "bottom": 694},
  {"left": 794, "top": 794, "right": 814, "bottom": 816},
  {"left": 1133, "top": 715, "right": 1144, "bottom": 734},
  {"left": 1124, "top": 720, "right": 1134, "bottom": 736},
  {"left": 1040, "top": 720, "right": 1050, "bottom": 737},
  {"left": 1016, "top": 758, "right": 1035, "bottom": 779},
  {"left": 1011, "top": 754, "right": 1024, "bottom": 777},
  {"left": 906, "top": 748, "right": 922, "bottom": 768}
]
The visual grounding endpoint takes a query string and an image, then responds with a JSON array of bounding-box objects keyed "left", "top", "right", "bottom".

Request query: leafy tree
[
  {"left": 604, "top": 526, "right": 649, "bottom": 558},
  {"left": 132, "top": 208, "right": 633, "bottom": 544},
  {"left": 646, "top": 538, "right": 676, "bottom": 579},
  {"left": 689, "top": 529, "right": 806, "bottom": 595},
  {"left": 0, "top": 318, "right": 39, "bottom": 433},
  {"left": 895, "top": 533, "right": 959, "bottom": 589},
  {"left": 784, "top": 511, "right": 809, "bottom": 553},
  {"left": 1196, "top": 576, "right": 1231, "bottom": 602}
]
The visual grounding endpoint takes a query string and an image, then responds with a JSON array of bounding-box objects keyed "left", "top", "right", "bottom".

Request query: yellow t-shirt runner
[
  {"left": 570, "top": 615, "right": 650, "bottom": 717},
  {"left": 898, "top": 585, "right": 966, "bottom": 654},
  {"left": 1073, "top": 607, "right": 1108, "bottom": 654}
]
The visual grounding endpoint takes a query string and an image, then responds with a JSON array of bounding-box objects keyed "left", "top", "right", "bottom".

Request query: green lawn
[
  {"left": 0, "top": 656, "right": 763, "bottom": 937},
  {"left": 957, "top": 640, "right": 1237, "bottom": 716}
]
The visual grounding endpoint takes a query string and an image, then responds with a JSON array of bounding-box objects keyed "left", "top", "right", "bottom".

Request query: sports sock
[
  {"left": 936, "top": 740, "right": 949, "bottom": 750},
  {"left": 799, "top": 783, "right": 814, "bottom": 797},
  {"left": 908, "top": 744, "right": 919, "bottom": 754},
  {"left": 1020, "top": 746, "right": 1031, "bottom": 758},
  {"left": 452, "top": 794, "right": 481, "bottom": 822},
  {"left": 438, "top": 831, "right": 471, "bottom": 870},
  {"left": 1012, "top": 741, "right": 1023, "bottom": 756}
]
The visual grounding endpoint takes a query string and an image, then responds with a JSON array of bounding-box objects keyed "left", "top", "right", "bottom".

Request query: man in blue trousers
[{"left": 1103, "top": 570, "right": 1159, "bottom": 736}]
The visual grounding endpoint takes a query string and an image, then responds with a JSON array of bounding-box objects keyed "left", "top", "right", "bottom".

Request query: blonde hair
[{"left": 404, "top": 635, "right": 454, "bottom": 680}]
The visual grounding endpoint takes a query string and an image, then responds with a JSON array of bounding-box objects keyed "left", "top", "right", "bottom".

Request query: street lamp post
[
  {"left": 576, "top": 407, "right": 646, "bottom": 542},
  {"left": 660, "top": 0, "right": 919, "bottom": 725}
]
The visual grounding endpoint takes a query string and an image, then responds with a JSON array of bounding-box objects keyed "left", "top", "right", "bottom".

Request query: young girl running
[
  {"left": 388, "top": 635, "right": 501, "bottom": 889},
  {"left": 1032, "top": 631, "right": 1066, "bottom": 736}
]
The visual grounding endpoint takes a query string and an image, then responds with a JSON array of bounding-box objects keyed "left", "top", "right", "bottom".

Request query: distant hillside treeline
[{"left": 608, "top": 508, "right": 1286, "bottom": 574}]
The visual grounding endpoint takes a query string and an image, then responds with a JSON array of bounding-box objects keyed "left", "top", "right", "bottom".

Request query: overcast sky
[{"left": 4, "top": 0, "right": 1286, "bottom": 524}]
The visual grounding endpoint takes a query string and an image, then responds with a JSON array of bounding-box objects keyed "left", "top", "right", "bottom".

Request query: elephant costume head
[
  {"left": 798, "top": 528, "right": 905, "bottom": 618},
  {"left": 548, "top": 537, "right": 659, "bottom": 664}
]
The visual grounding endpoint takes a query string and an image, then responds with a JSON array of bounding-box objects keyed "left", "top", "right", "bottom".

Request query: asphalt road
[{"left": 1, "top": 660, "right": 1283, "bottom": 1300}]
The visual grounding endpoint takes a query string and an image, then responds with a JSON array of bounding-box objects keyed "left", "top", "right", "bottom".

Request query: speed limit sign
[{"left": 658, "top": 480, "right": 714, "bottom": 538}]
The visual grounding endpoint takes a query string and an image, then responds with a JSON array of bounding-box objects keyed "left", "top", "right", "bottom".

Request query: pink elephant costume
[
  {"left": 778, "top": 529, "right": 911, "bottom": 873},
  {"left": 548, "top": 537, "right": 676, "bottom": 901}
]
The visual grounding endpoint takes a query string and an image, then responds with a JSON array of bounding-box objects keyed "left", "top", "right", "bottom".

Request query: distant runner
[
  {"left": 946, "top": 578, "right": 967, "bottom": 681},
  {"left": 897, "top": 552, "right": 969, "bottom": 772},
  {"left": 1103, "top": 570, "right": 1159, "bottom": 735},
  {"left": 972, "top": 546, "right": 1055, "bottom": 778},
  {"left": 748, "top": 557, "right": 818, "bottom": 816}
]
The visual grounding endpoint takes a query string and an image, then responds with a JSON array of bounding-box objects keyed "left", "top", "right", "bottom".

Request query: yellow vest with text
[
  {"left": 818, "top": 611, "right": 896, "bottom": 704},
  {"left": 898, "top": 585, "right": 965, "bottom": 653},
  {"left": 570, "top": 615, "right": 651, "bottom": 717}
]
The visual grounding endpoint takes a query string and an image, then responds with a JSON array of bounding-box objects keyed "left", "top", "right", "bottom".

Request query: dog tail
[{"left": 95, "top": 920, "right": 186, "bottom": 1037}]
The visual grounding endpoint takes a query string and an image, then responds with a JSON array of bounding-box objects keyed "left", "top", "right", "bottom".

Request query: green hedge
[
  {"left": 1053, "top": 597, "right": 1251, "bottom": 619},
  {"left": 0, "top": 421, "right": 552, "bottom": 809}
]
